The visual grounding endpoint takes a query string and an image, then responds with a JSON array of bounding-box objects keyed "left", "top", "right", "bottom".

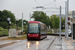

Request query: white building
[{"left": 68, "top": 11, "right": 75, "bottom": 18}]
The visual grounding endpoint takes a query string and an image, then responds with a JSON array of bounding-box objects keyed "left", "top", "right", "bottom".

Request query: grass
[
  {"left": 1, "top": 35, "right": 27, "bottom": 40},
  {"left": 61, "top": 29, "right": 65, "bottom": 32},
  {"left": 47, "top": 29, "right": 65, "bottom": 34},
  {"left": 47, "top": 32, "right": 52, "bottom": 34}
]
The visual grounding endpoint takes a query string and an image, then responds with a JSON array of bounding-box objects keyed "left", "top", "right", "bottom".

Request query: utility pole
[
  {"left": 30, "top": 13, "right": 31, "bottom": 21},
  {"left": 66, "top": 0, "right": 69, "bottom": 40},
  {"left": 59, "top": 6, "right": 61, "bottom": 40},
  {"left": 65, "top": 1, "right": 67, "bottom": 38},
  {"left": 22, "top": 13, "right": 23, "bottom": 32}
]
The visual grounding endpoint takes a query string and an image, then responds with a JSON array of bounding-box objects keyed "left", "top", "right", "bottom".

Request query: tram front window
[{"left": 29, "top": 23, "right": 39, "bottom": 33}]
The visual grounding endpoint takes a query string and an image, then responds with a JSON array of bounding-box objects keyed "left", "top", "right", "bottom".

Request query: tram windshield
[{"left": 28, "top": 23, "right": 39, "bottom": 33}]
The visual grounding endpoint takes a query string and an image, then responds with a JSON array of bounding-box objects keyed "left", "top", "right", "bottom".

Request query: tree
[
  {"left": 50, "top": 15, "right": 59, "bottom": 29},
  {"left": 0, "top": 10, "right": 16, "bottom": 29},
  {"left": 50, "top": 15, "right": 65, "bottom": 29},
  {"left": 16, "top": 19, "right": 28, "bottom": 27},
  {"left": 0, "top": 22, "right": 8, "bottom": 29},
  {"left": 31, "top": 11, "right": 65, "bottom": 29},
  {"left": 0, "top": 10, "right": 16, "bottom": 23},
  {"left": 31, "top": 11, "right": 50, "bottom": 26}
]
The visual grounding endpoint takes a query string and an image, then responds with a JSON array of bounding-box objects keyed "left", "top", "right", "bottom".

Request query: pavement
[
  {"left": 48, "top": 36, "right": 62, "bottom": 50},
  {"left": 0, "top": 35, "right": 75, "bottom": 50},
  {"left": 62, "top": 37, "right": 75, "bottom": 50}
]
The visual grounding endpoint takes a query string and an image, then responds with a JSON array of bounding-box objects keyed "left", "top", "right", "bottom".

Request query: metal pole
[
  {"left": 59, "top": 6, "right": 61, "bottom": 40},
  {"left": 8, "top": 21, "right": 9, "bottom": 31},
  {"left": 29, "top": 13, "right": 31, "bottom": 21},
  {"left": 65, "top": 1, "right": 67, "bottom": 38},
  {"left": 22, "top": 13, "right": 23, "bottom": 32},
  {"left": 66, "top": 0, "right": 69, "bottom": 40}
]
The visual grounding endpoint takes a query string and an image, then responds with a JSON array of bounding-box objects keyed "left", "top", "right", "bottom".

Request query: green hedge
[{"left": 0, "top": 27, "right": 8, "bottom": 36}]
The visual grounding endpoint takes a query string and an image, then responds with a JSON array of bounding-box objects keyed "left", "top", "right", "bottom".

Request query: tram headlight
[{"left": 28, "top": 34, "right": 30, "bottom": 35}]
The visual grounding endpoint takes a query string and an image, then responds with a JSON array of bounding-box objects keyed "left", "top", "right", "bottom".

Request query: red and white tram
[{"left": 27, "top": 21, "right": 47, "bottom": 40}]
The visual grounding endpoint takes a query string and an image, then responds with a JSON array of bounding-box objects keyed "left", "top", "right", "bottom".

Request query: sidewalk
[
  {"left": 62, "top": 37, "right": 75, "bottom": 50},
  {"left": 0, "top": 36, "right": 8, "bottom": 40},
  {"left": 0, "top": 35, "right": 23, "bottom": 39}
]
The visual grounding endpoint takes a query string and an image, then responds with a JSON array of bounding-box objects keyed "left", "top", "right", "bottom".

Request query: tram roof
[{"left": 29, "top": 21, "right": 44, "bottom": 24}]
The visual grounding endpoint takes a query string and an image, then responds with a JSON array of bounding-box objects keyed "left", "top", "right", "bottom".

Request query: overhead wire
[
  {"left": 34, "top": 0, "right": 40, "bottom": 5},
  {"left": 42, "top": 0, "right": 58, "bottom": 13},
  {"left": 34, "top": 0, "right": 65, "bottom": 14},
  {"left": 54, "top": 1, "right": 57, "bottom": 9},
  {"left": 54, "top": 0, "right": 58, "bottom": 13}
]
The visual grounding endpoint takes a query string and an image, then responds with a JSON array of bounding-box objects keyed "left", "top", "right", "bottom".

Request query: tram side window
[{"left": 41, "top": 25, "right": 45, "bottom": 32}]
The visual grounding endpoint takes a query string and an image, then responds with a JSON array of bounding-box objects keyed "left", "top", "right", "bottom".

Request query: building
[{"left": 69, "top": 11, "right": 75, "bottom": 18}]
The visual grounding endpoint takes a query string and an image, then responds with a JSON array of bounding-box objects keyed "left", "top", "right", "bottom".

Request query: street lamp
[
  {"left": 7, "top": 17, "right": 10, "bottom": 21},
  {"left": 23, "top": 22, "right": 26, "bottom": 34},
  {"left": 9, "top": 21, "right": 11, "bottom": 29},
  {"left": 30, "top": 12, "right": 34, "bottom": 21},
  {"left": 9, "top": 21, "right": 11, "bottom": 24},
  {"left": 7, "top": 17, "right": 11, "bottom": 31},
  {"left": 16, "top": 18, "right": 19, "bottom": 30},
  {"left": 24, "top": 22, "right": 26, "bottom": 24}
]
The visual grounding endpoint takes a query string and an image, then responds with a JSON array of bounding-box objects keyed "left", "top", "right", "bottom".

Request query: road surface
[{"left": 0, "top": 36, "right": 62, "bottom": 50}]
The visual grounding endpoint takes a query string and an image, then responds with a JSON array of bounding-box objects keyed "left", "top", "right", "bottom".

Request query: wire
[
  {"left": 54, "top": 0, "right": 58, "bottom": 12},
  {"left": 54, "top": 1, "right": 57, "bottom": 9},
  {"left": 34, "top": 0, "right": 40, "bottom": 5}
]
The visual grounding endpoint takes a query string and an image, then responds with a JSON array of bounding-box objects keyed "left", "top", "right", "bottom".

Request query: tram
[{"left": 27, "top": 21, "right": 47, "bottom": 40}]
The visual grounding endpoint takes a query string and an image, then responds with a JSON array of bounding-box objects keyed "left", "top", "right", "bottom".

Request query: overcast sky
[{"left": 0, "top": 0, "right": 75, "bottom": 21}]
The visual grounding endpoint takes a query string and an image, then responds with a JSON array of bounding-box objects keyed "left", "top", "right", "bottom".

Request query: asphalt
[{"left": 0, "top": 35, "right": 75, "bottom": 50}]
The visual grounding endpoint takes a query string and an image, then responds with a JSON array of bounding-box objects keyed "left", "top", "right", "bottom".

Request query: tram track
[{"left": 47, "top": 37, "right": 56, "bottom": 50}]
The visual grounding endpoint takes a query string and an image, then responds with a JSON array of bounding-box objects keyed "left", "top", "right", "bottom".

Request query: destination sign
[{"left": 30, "top": 23, "right": 38, "bottom": 25}]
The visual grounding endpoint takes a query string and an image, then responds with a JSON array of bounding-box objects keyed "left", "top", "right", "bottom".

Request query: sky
[{"left": 0, "top": 0, "right": 75, "bottom": 21}]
